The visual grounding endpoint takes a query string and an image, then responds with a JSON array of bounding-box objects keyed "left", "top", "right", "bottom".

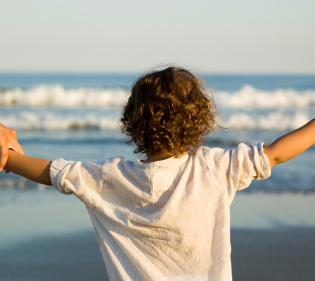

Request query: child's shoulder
[
  {"left": 197, "top": 145, "right": 226, "bottom": 157},
  {"left": 199, "top": 143, "right": 262, "bottom": 161},
  {"left": 96, "top": 156, "right": 132, "bottom": 166}
]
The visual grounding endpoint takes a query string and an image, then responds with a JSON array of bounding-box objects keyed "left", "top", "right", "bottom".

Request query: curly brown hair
[{"left": 120, "top": 66, "right": 217, "bottom": 156}]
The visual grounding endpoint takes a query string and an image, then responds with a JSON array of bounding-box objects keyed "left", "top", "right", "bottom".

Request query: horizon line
[{"left": 0, "top": 70, "right": 314, "bottom": 76}]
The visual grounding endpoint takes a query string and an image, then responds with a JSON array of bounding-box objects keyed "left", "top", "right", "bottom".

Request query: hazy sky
[{"left": 1, "top": 0, "right": 315, "bottom": 73}]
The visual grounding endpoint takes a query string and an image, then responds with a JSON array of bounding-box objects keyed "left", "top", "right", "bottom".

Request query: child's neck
[{"left": 142, "top": 152, "right": 175, "bottom": 163}]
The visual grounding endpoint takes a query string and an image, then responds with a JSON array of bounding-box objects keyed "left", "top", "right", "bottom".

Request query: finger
[{"left": 0, "top": 142, "right": 8, "bottom": 172}]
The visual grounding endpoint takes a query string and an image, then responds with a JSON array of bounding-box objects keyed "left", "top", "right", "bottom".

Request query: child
[{"left": 2, "top": 66, "right": 315, "bottom": 281}]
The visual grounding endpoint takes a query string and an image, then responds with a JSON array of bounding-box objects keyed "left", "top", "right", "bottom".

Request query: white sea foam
[
  {"left": 0, "top": 110, "right": 310, "bottom": 132},
  {"left": 0, "top": 85, "right": 129, "bottom": 107},
  {"left": 0, "top": 112, "right": 120, "bottom": 131},
  {"left": 1, "top": 85, "right": 315, "bottom": 109},
  {"left": 216, "top": 85, "right": 315, "bottom": 108},
  {"left": 1, "top": 84, "right": 314, "bottom": 132},
  {"left": 222, "top": 112, "right": 310, "bottom": 131}
]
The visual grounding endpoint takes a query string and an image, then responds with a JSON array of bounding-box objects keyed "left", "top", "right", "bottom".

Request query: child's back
[{"left": 51, "top": 143, "right": 270, "bottom": 280}]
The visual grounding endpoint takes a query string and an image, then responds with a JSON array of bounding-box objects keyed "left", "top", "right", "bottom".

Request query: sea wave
[
  {"left": 0, "top": 111, "right": 119, "bottom": 131},
  {"left": 216, "top": 85, "right": 315, "bottom": 108},
  {"left": 1, "top": 85, "right": 315, "bottom": 108},
  {"left": 222, "top": 112, "right": 310, "bottom": 131},
  {"left": 0, "top": 111, "right": 311, "bottom": 132},
  {"left": 0, "top": 85, "right": 129, "bottom": 107}
]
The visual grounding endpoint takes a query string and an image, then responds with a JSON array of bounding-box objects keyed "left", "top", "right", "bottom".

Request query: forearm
[
  {"left": 4, "top": 150, "right": 52, "bottom": 186},
  {"left": 264, "top": 118, "right": 315, "bottom": 167}
]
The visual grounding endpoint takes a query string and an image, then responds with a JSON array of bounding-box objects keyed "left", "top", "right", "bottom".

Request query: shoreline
[
  {"left": 1, "top": 227, "right": 315, "bottom": 281},
  {"left": 231, "top": 227, "right": 315, "bottom": 281},
  {"left": 1, "top": 191, "right": 315, "bottom": 280},
  {"left": 0, "top": 230, "right": 108, "bottom": 281},
  {"left": 231, "top": 192, "right": 315, "bottom": 229}
]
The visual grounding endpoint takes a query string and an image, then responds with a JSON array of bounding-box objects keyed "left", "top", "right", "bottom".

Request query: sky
[{"left": 1, "top": 0, "right": 315, "bottom": 73}]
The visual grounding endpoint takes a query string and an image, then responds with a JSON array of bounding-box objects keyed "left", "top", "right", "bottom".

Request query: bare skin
[
  {"left": 263, "top": 118, "right": 315, "bottom": 167},
  {"left": 142, "top": 152, "right": 176, "bottom": 163},
  {"left": 3, "top": 118, "right": 315, "bottom": 186},
  {"left": 0, "top": 123, "right": 24, "bottom": 172},
  {"left": 4, "top": 152, "right": 52, "bottom": 186}
]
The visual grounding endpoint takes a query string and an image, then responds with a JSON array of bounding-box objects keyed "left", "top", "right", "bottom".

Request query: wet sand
[
  {"left": 231, "top": 227, "right": 315, "bottom": 281},
  {"left": 1, "top": 227, "right": 315, "bottom": 281},
  {"left": 1, "top": 192, "right": 315, "bottom": 280},
  {"left": 0, "top": 231, "right": 108, "bottom": 281}
]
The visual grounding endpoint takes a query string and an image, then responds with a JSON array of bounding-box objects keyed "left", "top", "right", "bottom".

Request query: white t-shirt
[{"left": 50, "top": 143, "right": 271, "bottom": 281}]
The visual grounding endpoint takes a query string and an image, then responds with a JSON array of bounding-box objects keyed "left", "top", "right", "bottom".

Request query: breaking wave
[
  {"left": 222, "top": 112, "right": 310, "bottom": 131},
  {"left": 216, "top": 85, "right": 315, "bottom": 108},
  {"left": 1, "top": 85, "right": 315, "bottom": 108},
  {"left": 0, "top": 111, "right": 311, "bottom": 132},
  {"left": 0, "top": 111, "right": 120, "bottom": 131},
  {"left": 0, "top": 85, "right": 129, "bottom": 107}
]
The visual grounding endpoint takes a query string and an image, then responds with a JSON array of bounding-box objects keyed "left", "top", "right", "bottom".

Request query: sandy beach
[
  {"left": 231, "top": 227, "right": 315, "bottom": 281},
  {"left": 231, "top": 193, "right": 315, "bottom": 281},
  {"left": 1, "top": 227, "right": 315, "bottom": 281},
  {"left": 1, "top": 191, "right": 315, "bottom": 281},
  {"left": 0, "top": 230, "right": 108, "bottom": 281}
]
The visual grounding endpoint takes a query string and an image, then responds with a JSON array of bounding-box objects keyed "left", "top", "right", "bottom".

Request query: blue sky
[{"left": 1, "top": 0, "right": 314, "bottom": 73}]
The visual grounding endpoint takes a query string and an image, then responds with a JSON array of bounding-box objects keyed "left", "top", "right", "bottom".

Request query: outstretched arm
[
  {"left": 4, "top": 150, "right": 52, "bottom": 186},
  {"left": 264, "top": 118, "right": 315, "bottom": 168}
]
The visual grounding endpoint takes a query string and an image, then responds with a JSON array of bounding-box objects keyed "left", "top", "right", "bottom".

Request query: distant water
[{"left": 1, "top": 73, "right": 315, "bottom": 193}]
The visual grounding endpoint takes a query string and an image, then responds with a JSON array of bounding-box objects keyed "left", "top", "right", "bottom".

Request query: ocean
[{"left": 1, "top": 73, "right": 315, "bottom": 193}]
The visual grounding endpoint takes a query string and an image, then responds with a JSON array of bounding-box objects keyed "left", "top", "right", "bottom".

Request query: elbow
[
  {"left": 263, "top": 146, "right": 280, "bottom": 168},
  {"left": 43, "top": 178, "right": 53, "bottom": 186},
  {"left": 273, "top": 156, "right": 283, "bottom": 166}
]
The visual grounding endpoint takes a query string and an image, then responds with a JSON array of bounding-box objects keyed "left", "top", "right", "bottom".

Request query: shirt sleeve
[
  {"left": 49, "top": 158, "right": 104, "bottom": 207},
  {"left": 228, "top": 142, "right": 271, "bottom": 191},
  {"left": 203, "top": 142, "right": 271, "bottom": 199}
]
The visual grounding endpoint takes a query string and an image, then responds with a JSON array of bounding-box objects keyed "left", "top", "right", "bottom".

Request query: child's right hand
[{"left": 0, "top": 123, "right": 24, "bottom": 172}]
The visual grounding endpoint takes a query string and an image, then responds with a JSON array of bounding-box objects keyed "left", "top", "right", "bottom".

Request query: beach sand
[
  {"left": 232, "top": 227, "right": 315, "bottom": 281},
  {"left": 1, "top": 191, "right": 315, "bottom": 280},
  {"left": 1, "top": 227, "right": 315, "bottom": 281},
  {"left": 0, "top": 231, "right": 108, "bottom": 281}
]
